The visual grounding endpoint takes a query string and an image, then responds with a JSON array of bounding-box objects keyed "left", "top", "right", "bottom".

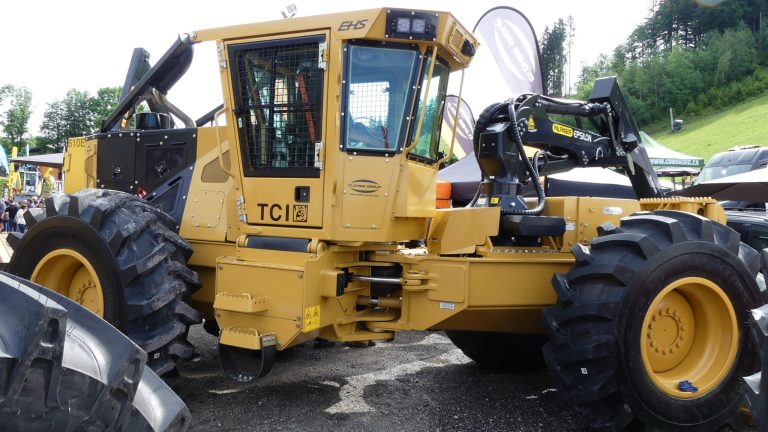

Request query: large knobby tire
[
  {"left": 543, "top": 210, "right": 764, "bottom": 431},
  {"left": 0, "top": 271, "right": 189, "bottom": 431},
  {"left": 745, "top": 253, "right": 768, "bottom": 431},
  {"left": 6, "top": 189, "right": 202, "bottom": 376},
  {"left": 445, "top": 331, "right": 547, "bottom": 370}
]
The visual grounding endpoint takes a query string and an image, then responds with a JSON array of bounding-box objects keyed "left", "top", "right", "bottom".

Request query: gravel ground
[{"left": 172, "top": 325, "right": 587, "bottom": 432}]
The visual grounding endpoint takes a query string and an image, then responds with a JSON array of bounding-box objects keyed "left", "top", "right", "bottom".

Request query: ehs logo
[
  {"left": 339, "top": 19, "right": 368, "bottom": 31},
  {"left": 256, "top": 203, "right": 308, "bottom": 222}
]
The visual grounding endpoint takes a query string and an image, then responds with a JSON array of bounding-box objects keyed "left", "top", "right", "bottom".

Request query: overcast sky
[{"left": 0, "top": 1, "right": 652, "bottom": 135}]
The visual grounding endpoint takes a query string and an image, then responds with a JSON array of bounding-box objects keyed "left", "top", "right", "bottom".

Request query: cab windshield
[{"left": 342, "top": 44, "right": 420, "bottom": 152}]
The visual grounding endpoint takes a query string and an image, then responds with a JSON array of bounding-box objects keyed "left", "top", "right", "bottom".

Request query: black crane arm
[{"left": 472, "top": 76, "right": 663, "bottom": 220}]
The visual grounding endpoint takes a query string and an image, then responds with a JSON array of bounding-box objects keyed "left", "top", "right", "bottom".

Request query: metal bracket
[
  {"left": 314, "top": 142, "right": 324, "bottom": 169},
  {"left": 218, "top": 334, "right": 277, "bottom": 383},
  {"left": 217, "top": 42, "right": 227, "bottom": 69},
  {"left": 318, "top": 41, "right": 327, "bottom": 70},
  {"left": 236, "top": 195, "right": 247, "bottom": 223}
]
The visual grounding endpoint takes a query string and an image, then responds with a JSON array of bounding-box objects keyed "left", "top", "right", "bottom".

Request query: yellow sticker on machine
[
  {"left": 303, "top": 305, "right": 320, "bottom": 332},
  {"left": 552, "top": 123, "right": 574, "bottom": 138},
  {"left": 527, "top": 115, "right": 536, "bottom": 131}
]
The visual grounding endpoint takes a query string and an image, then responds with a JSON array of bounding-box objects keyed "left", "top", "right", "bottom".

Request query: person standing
[
  {"left": 6, "top": 201, "right": 19, "bottom": 232},
  {"left": 15, "top": 203, "right": 27, "bottom": 234},
  {"left": 0, "top": 199, "right": 6, "bottom": 233}
]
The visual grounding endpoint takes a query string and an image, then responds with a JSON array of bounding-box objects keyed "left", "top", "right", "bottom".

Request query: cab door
[{"left": 227, "top": 33, "right": 327, "bottom": 228}]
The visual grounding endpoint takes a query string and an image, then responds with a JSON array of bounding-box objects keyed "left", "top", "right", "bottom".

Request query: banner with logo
[
  {"left": 473, "top": 6, "right": 544, "bottom": 97},
  {"left": 440, "top": 95, "right": 475, "bottom": 160}
]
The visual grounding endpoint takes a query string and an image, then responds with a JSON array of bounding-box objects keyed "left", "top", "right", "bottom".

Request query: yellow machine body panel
[
  {"left": 62, "top": 136, "right": 97, "bottom": 193},
  {"left": 211, "top": 196, "right": 649, "bottom": 347}
]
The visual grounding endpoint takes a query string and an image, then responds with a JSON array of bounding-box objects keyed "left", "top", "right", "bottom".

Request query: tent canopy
[
  {"left": 10, "top": 153, "right": 64, "bottom": 169},
  {"left": 640, "top": 132, "right": 704, "bottom": 171}
]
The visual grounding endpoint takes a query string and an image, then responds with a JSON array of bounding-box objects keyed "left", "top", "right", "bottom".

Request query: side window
[
  {"left": 231, "top": 36, "right": 324, "bottom": 177},
  {"left": 408, "top": 54, "right": 449, "bottom": 162}
]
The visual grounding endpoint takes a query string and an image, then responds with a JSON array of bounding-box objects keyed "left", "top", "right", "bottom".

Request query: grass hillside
[{"left": 651, "top": 92, "right": 768, "bottom": 162}]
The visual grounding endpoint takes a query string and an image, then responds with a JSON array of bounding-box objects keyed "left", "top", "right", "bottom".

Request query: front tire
[
  {"left": 6, "top": 189, "right": 201, "bottom": 375},
  {"left": 543, "top": 211, "right": 763, "bottom": 430}
]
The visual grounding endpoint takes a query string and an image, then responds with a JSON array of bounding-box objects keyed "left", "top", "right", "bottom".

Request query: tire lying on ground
[
  {"left": 0, "top": 271, "right": 190, "bottom": 431},
  {"left": 6, "top": 189, "right": 202, "bottom": 375},
  {"left": 543, "top": 210, "right": 764, "bottom": 430},
  {"left": 445, "top": 331, "right": 547, "bottom": 370}
]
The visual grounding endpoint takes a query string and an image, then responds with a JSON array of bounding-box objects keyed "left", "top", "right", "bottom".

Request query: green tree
[
  {"left": 566, "top": 16, "right": 576, "bottom": 96},
  {"left": 0, "top": 85, "right": 33, "bottom": 152},
  {"left": 540, "top": 19, "right": 568, "bottom": 97},
  {"left": 38, "top": 100, "right": 67, "bottom": 153},
  {"left": 90, "top": 87, "right": 121, "bottom": 131},
  {"left": 39, "top": 86, "right": 121, "bottom": 152}
]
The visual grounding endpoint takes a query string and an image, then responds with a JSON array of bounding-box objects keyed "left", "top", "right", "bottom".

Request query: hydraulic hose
[
  {"left": 507, "top": 102, "right": 545, "bottom": 216},
  {"left": 471, "top": 100, "right": 546, "bottom": 216}
]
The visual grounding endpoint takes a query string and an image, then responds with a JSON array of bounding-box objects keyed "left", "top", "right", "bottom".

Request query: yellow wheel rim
[
  {"left": 640, "top": 277, "right": 738, "bottom": 399},
  {"left": 30, "top": 249, "right": 105, "bottom": 317}
]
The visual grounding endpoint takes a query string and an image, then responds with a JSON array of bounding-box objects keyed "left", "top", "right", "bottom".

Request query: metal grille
[
  {"left": 233, "top": 38, "right": 323, "bottom": 175},
  {"left": 348, "top": 82, "right": 391, "bottom": 149},
  {"left": 349, "top": 82, "right": 389, "bottom": 127}
]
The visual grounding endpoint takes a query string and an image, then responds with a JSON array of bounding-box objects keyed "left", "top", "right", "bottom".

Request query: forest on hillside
[{"left": 559, "top": 0, "right": 768, "bottom": 128}]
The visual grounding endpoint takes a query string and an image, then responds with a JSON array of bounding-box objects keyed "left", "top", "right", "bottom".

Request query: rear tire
[
  {"left": 445, "top": 330, "right": 546, "bottom": 370},
  {"left": 0, "top": 271, "right": 190, "bottom": 431},
  {"left": 543, "top": 211, "right": 763, "bottom": 430},
  {"left": 6, "top": 189, "right": 201, "bottom": 376}
]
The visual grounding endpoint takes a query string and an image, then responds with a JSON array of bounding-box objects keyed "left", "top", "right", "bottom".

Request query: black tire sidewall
[
  {"left": 7, "top": 217, "right": 122, "bottom": 325},
  {"left": 617, "top": 241, "right": 761, "bottom": 428}
]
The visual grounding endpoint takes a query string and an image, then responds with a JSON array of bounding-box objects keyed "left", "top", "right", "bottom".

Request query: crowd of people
[{"left": 0, "top": 197, "right": 45, "bottom": 234}]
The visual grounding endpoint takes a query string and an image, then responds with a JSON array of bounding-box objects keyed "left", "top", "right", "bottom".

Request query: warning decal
[
  {"left": 303, "top": 305, "right": 321, "bottom": 332},
  {"left": 527, "top": 115, "right": 536, "bottom": 132}
]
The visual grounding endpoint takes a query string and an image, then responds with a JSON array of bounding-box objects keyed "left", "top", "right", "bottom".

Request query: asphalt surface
[{"left": 172, "top": 325, "right": 587, "bottom": 432}]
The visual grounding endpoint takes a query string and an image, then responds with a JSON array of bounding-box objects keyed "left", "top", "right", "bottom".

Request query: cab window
[
  {"left": 408, "top": 54, "right": 450, "bottom": 162},
  {"left": 230, "top": 36, "right": 324, "bottom": 177},
  {"left": 341, "top": 43, "right": 420, "bottom": 153}
]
